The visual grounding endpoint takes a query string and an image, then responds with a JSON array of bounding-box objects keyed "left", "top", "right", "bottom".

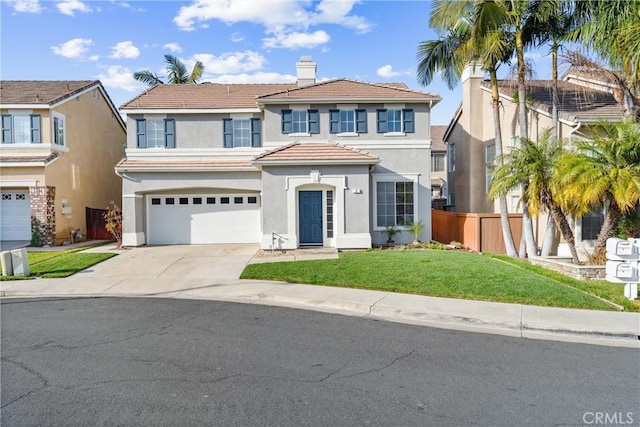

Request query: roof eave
[
  {"left": 251, "top": 159, "right": 380, "bottom": 166},
  {"left": 257, "top": 97, "right": 442, "bottom": 105}
]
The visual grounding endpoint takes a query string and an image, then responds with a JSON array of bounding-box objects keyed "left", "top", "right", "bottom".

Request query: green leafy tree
[
  {"left": 134, "top": 54, "right": 204, "bottom": 86},
  {"left": 556, "top": 120, "right": 640, "bottom": 259}
]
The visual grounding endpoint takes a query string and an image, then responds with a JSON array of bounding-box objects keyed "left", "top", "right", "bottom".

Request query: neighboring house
[
  {"left": 430, "top": 125, "right": 448, "bottom": 206},
  {"left": 0, "top": 80, "right": 126, "bottom": 245},
  {"left": 116, "top": 57, "right": 441, "bottom": 249},
  {"left": 443, "top": 64, "right": 625, "bottom": 254}
]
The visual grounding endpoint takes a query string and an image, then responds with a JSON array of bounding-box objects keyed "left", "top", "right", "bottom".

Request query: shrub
[
  {"left": 409, "top": 220, "right": 425, "bottom": 242},
  {"left": 103, "top": 202, "right": 122, "bottom": 248}
]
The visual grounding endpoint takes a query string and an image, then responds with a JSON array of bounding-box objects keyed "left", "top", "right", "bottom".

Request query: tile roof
[
  {"left": 430, "top": 125, "right": 447, "bottom": 151},
  {"left": 120, "top": 83, "right": 298, "bottom": 109},
  {"left": 0, "top": 153, "right": 58, "bottom": 164},
  {"left": 482, "top": 79, "right": 625, "bottom": 122},
  {"left": 252, "top": 142, "right": 379, "bottom": 164},
  {"left": 256, "top": 78, "right": 441, "bottom": 101},
  {"left": 0, "top": 81, "right": 98, "bottom": 105},
  {"left": 115, "top": 159, "right": 253, "bottom": 170}
]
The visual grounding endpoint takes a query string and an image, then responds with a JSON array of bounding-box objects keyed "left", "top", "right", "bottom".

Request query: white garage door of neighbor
[
  {"left": 148, "top": 194, "right": 260, "bottom": 245},
  {"left": 0, "top": 190, "right": 31, "bottom": 241}
]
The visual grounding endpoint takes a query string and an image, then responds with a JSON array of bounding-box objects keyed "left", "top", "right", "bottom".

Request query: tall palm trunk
[
  {"left": 541, "top": 39, "right": 561, "bottom": 258},
  {"left": 516, "top": 26, "right": 537, "bottom": 257},
  {"left": 489, "top": 68, "right": 519, "bottom": 258}
]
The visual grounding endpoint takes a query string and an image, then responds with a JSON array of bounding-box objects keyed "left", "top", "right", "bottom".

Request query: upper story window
[
  {"left": 281, "top": 109, "right": 319, "bottom": 134},
  {"left": 223, "top": 118, "right": 261, "bottom": 148},
  {"left": 431, "top": 152, "right": 445, "bottom": 172},
  {"left": 376, "top": 109, "right": 414, "bottom": 134},
  {"left": 136, "top": 118, "right": 175, "bottom": 149},
  {"left": 448, "top": 144, "right": 456, "bottom": 172},
  {"left": 485, "top": 143, "right": 496, "bottom": 193},
  {"left": 329, "top": 109, "right": 366, "bottom": 134},
  {"left": 53, "top": 115, "right": 65, "bottom": 146},
  {"left": 1, "top": 114, "right": 41, "bottom": 144}
]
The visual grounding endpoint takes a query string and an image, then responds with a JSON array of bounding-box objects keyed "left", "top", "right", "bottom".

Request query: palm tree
[
  {"left": 557, "top": 120, "right": 640, "bottom": 259},
  {"left": 473, "top": 0, "right": 547, "bottom": 258},
  {"left": 489, "top": 129, "right": 580, "bottom": 263},
  {"left": 134, "top": 54, "right": 204, "bottom": 86},
  {"left": 568, "top": 0, "right": 640, "bottom": 121},
  {"left": 417, "top": 0, "right": 519, "bottom": 258}
]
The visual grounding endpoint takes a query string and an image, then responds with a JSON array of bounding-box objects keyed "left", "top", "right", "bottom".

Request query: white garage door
[
  {"left": 1, "top": 190, "right": 31, "bottom": 241},
  {"left": 148, "top": 194, "right": 260, "bottom": 245}
]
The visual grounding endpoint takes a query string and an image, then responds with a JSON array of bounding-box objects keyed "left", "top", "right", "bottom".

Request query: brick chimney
[{"left": 296, "top": 56, "right": 317, "bottom": 87}]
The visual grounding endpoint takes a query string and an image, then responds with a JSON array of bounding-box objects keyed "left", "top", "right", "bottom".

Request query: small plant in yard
[
  {"left": 103, "top": 201, "right": 123, "bottom": 248},
  {"left": 384, "top": 225, "right": 398, "bottom": 244},
  {"left": 30, "top": 218, "right": 42, "bottom": 247},
  {"left": 409, "top": 220, "right": 425, "bottom": 243}
]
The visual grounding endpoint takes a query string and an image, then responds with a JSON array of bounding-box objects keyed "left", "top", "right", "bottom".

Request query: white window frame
[
  {"left": 291, "top": 110, "right": 308, "bottom": 134},
  {"left": 372, "top": 174, "right": 420, "bottom": 231},
  {"left": 448, "top": 144, "right": 456, "bottom": 172},
  {"left": 485, "top": 143, "right": 496, "bottom": 193},
  {"left": 232, "top": 118, "right": 251, "bottom": 148},
  {"left": 52, "top": 111, "right": 66, "bottom": 146},
  {"left": 431, "top": 152, "right": 445, "bottom": 172}
]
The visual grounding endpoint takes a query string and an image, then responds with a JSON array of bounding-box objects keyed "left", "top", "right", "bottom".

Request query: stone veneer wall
[
  {"left": 29, "top": 186, "right": 56, "bottom": 246},
  {"left": 529, "top": 257, "right": 605, "bottom": 280}
]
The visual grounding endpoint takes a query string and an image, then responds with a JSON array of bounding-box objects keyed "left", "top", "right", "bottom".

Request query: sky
[{"left": 1, "top": 0, "right": 554, "bottom": 125}]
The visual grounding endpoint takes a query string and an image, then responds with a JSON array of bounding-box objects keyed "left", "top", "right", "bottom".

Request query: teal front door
[{"left": 299, "top": 191, "right": 323, "bottom": 245}]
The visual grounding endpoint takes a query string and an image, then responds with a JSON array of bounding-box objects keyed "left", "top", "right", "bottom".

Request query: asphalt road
[{"left": 2, "top": 297, "right": 639, "bottom": 427}]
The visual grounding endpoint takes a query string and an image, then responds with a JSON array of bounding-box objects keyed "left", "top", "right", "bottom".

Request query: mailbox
[
  {"left": 605, "top": 237, "right": 639, "bottom": 260},
  {"left": 606, "top": 237, "right": 640, "bottom": 300},
  {"left": 606, "top": 260, "right": 638, "bottom": 283}
]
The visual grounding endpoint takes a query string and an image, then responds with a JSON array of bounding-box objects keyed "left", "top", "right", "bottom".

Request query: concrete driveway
[{"left": 74, "top": 244, "right": 260, "bottom": 294}]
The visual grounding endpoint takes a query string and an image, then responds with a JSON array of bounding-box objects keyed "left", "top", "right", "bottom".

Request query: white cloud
[
  {"left": 6, "top": 0, "right": 42, "bottom": 13},
  {"left": 56, "top": 0, "right": 93, "bottom": 16},
  {"left": 312, "top": 0, "right": 371, "bottom": 33},
  {"left": 263, "top": 30, "right": 330, "bottom": 49},
  {"left": 164, "top": 42, "right": 182, "bottom": 53},
  {"left": 173, "top": 0, "right": 370, "bottom": 49},
  {"left": 51, "top": 38, "right": 93, "bottom": 59},
  {"left": 192, "top": 51, "right": 266, "bottom": 76},
  {"left": 88, "top": 54, "right": 100, "bottom": 61},
  {"left": 109, "top": 41, "right": 140, "bottom": 59},
  {"left": 205, "top": 72, "right": 296, "bottom": 84},
  {"left": 377, "top": 64, "right": 412, "bottom": 79},
  {"left": 96, "top": 65, "right": 143, "bottom": 92},
  {"left": 230, "top": 32, "right": 244, "bottom": 43}
]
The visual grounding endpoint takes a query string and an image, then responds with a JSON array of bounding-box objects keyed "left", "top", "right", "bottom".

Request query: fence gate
[{"left": 85, "top": 207, "right": 111, "bottom": 240}]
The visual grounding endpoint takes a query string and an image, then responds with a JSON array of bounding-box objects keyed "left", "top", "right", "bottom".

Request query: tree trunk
[
  {"left": 547, "top": 202, "right": 580, "bottom": 264},
  {"left": 592, "top": 200, "right": 623, "bottom": 259},
  {"left": 516, "top": 28, "right": 537, "bottom": 257},
  {"left": 540, "top": 215, "right": 556, "bottom": 257},
  {"left": 490, "top": 68, "right": 519, "bottom": 258},
  {"left": 551, "top": 40, "right": 559, "bottom": 141}
]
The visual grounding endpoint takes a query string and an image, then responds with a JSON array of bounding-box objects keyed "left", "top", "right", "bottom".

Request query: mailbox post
[{"left": 605, "top": 238, "right": 639, "bottom": 301}]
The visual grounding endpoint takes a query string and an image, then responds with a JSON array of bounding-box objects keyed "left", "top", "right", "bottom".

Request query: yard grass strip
[
  {"left": 29, "top": 252, "right": 116, "bottom": 278},
  {"left": 488, "top": 254, "right": 640, "bottom": 312},
  {"left": 241, "top": 250, "right": 624, "bottom": 311}
]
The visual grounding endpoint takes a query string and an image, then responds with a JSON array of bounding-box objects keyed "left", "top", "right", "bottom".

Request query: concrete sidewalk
[{"left": 1, "top": 244, "right": 639, "bottom": 348}]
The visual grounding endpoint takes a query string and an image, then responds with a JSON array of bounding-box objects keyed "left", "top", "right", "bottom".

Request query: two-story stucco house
[
  {"left": 443, "top": 64, "right": 626, "bottom": 254},
  {"left": 0, "top": 80, "right": 126, "bottom": 245},
  {"left": 116, "top": 57, "right": 441, "bottom": 249}
]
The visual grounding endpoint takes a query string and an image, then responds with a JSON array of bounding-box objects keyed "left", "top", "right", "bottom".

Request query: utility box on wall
[{"left": 606, "top": 238, "right": 640, "bottom": 300}]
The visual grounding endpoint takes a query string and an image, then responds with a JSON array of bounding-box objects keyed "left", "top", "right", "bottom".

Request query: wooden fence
[
  {"left": 85, "top": 207, "right": 111, "bottom": 240},
  {"left": 431, "top": 209, "right": 523, "bottom": 254}
]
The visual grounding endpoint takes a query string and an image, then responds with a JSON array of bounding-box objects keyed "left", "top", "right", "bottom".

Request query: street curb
[{"left": 2, "top": 289, "right": 639, "bottom": 348}]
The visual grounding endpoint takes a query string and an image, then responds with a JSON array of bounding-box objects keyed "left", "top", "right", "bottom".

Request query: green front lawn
[
  {"left": 241, "top": 250, "right": 640, "bottom": 312},
  {"left": 1, "top": 246, "right": 116, "bottom": 280}
]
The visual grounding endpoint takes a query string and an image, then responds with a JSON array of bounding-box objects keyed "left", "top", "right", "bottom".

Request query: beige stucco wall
[
  {"left": 1, "top": 88, "right": 125, "bottom": 243},
  {"left": 44, "top": 89, "right": 125, "bottom": 242}
]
